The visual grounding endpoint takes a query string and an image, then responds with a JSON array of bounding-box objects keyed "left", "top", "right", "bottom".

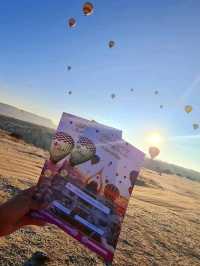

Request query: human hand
[{"left": 0, "top": 186, "right": 47, "bottom": 237}]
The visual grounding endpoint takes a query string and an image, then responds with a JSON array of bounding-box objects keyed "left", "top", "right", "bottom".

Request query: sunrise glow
[{"left": 145, "top": 132, "right": 163, "bottom": 145}]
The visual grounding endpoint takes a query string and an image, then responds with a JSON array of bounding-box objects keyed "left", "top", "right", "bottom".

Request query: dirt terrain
[{"left": 0, "top": 130, "right": 200, "bottom": 266}]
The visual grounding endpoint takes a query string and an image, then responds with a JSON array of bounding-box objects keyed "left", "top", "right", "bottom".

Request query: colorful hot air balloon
[
  {"left": 148, "top": 146, "right": 160, "bottom": 159},
  {"left": 83, "top": 2, "right": 94, "bottom": 16},
  {"left": 70, "top": 136, "right": 96, "bottom": 166},
  {"left": 68, "top": 18, "right": 76, "bottom": 28},
  {"left": 108, "top": 40, "right": 115, "bottom": 48},
  {"left": 193, "top": 123, "right": 199, "bottom": 130},
  {"left": 50, "top": 132, "right": 75, "bottom": 163},
  {"left": 104, "top": 184, "right": 120, "bottom": 201},
  {"left": 185, "top": 105, "right": 192, "bottom": 114}
]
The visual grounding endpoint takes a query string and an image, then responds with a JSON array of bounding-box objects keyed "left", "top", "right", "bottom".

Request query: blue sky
[{"left": 0, "top": 0, "right": 200, "bottom": 171}]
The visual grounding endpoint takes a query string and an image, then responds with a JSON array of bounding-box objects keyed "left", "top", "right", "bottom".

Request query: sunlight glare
[{"left": 146, "top": 132, "right": 163, "bottom": 145}]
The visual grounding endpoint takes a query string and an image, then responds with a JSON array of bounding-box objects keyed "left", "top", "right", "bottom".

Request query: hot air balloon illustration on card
[
  {"left": 50, "top": 132, "right": 75, "bottom": 163},
  {"left": 69, "top": 136, "right": 97, "bottom": 166}
]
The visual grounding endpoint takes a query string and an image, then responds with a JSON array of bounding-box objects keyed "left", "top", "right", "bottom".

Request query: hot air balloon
[
  {"left": 68, "top": 18, "right": 76, "bottom": 28},
  {"left": 104, "top": 184, "right": 120, "bottom": 201},
  {"left": 111, "top": 93, "right": 116, "bottom": 99},
  {"left": 108, "top": 40, "right": 115, "bottom": 48},
  {"left": 193, "top": 123, "right": 199, "bottom": 130},
  {"left": 83, "top": 2, "right": 94, "bottom": 16},
  {"left": 50, "top": 132, "right": 75, "bottom": 163},
  {"left": 108, "top": 161, "right": 112, "bottom": 166},
  {"left": 91, "top": 154, "right": 100, "bottom": 164},
  {"left": 185, "top": 105, "right": 192, "bottom": 114},
  {"left": 148, "top": 146, "right": 160, "bottom": 159},
  {"left": 70, "top": 136, "right": 96, "bottom": 166}
]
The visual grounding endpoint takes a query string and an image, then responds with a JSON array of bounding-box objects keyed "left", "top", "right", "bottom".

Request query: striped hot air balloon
[
  {"left": 50, "top": 132, "right": 74, "bottom": 163},
  {"left": 70, "top": 136, "right": 96, "bottom": 166}
]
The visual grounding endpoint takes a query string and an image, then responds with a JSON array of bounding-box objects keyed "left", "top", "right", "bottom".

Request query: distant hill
[
  {"left": 0, "top": 102, "right": 55, "bottom": 128},
  {"left": 143, "top": 158, "right": 200, "bottom": 182},
  {"left": 0, "top": 114, "right": 55, "bottom": 150},
  {"left": 0, "top": 112, "right": 199, "bottom": 183}
]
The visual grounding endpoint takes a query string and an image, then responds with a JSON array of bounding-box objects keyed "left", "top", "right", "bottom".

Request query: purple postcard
[{"left": 33, "top": 113, "right": 145, "bottom": 263}]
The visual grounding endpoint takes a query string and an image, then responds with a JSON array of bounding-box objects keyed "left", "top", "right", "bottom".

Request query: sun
[{"left": 145, "top": 132, "right": 163, "bottom": 145}]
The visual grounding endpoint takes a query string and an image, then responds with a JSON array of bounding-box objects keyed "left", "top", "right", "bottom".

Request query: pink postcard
[{"left": 32, "top": 113, "right": 145, "bottom": 264}]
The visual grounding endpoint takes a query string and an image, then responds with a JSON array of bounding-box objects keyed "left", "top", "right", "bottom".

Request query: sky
[{"left": 0, "top": 0, "right": 200, "bottom": 171}]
